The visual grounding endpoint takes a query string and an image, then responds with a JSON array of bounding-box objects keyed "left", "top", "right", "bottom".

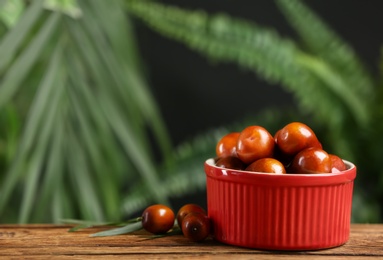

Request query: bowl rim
[{"left": 205, "top": 158, "right": 356, "bottom": 186}]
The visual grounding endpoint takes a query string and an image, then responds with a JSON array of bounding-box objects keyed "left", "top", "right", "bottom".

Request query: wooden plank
[{"left": 0, "top": 224, "right": 382, "bottom": 259}]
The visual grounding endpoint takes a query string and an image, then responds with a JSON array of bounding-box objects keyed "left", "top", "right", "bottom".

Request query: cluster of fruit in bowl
[{"left": 215, "top": 122, "right": 347, "bottom": 174}]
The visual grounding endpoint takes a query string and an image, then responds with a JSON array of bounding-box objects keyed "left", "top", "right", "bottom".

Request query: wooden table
[{"left": 0, "top": 224, "right": 382, "bottom": 259}]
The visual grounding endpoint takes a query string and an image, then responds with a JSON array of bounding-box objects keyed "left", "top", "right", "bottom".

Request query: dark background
[{"left": 133, "top": 0, "right": 383, "bottom": 148}]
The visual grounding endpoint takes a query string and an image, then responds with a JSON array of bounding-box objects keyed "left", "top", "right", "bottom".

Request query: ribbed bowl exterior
[{"left": 205, "top": 159, "right": 356, "bottom": 250}]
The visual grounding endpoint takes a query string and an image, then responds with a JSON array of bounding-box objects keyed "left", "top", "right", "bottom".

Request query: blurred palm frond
[{"left": 0, "top": 0, "right": 172, "bottom": 223}]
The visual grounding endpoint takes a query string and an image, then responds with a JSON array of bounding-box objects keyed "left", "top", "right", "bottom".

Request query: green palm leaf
[
  {"left": 0, "top": 0, "right": 173, "bottom": 223},
  {"left": 0, "top": 0, "right": 43, "bottom": 72},
  {"left": 125, "top": 0, "right": 369, "bottom": 129},
  {"left": 276, "top": 0, "right": 374, "bottom": 99},
  {"left": 18, "top": 41, "right": 66, "bottom": 223},
  {"left": 0, "top": 12, "right": 61, "bottom": 218},
  {"left": 33, "top": 110, "right": 65, "bottom": 223},
  {"left": 65, "top": 11, "right": 170, "bottom": 205},
  {"left": 0, "top": 5, "right": 59, "bottom": 108}
]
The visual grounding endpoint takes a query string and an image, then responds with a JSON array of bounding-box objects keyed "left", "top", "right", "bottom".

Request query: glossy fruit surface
[
  {"left": 276, "top": 122, "right": 322, "bottom": 156},
  {"left": 215, "top": 156, "right": 246, "bottom": 170},
  {"left": 141, "top": 204, "right": 175, "bottom": 234},
  {"left": 216, "top": 132, "right": 240, "bottom": 158},
  {"left": 182, "top": 212, "right": 211, "bottom": 242},
  {"left": 291, "top": 147, "right": 331, "bottom": 174},
  {"left": 176, "top": 204, "right": 206, "bottom": 227},
  {"left": 245, "top": 158, "right": 286, "bottom": 174},
  {"left": 329, "top": 154, "right": 347, "bottom": 172},
  {"left": 236, "top": 126, "right": 274, "bottom": 164}
]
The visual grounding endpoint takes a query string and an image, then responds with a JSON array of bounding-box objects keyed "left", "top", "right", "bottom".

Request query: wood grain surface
[{"left": 0, "top": 224, "right": 382, "bottom": 259}]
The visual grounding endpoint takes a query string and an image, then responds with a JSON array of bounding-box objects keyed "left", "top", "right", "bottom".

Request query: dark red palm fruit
[
  {"left": 276, "top": 122, "right": 322, "bottom": 157},
  {"left": 215, "top": 156, "right": 246, "bottom": 170},
  {"left": 236, "top": 125, "right": 275, "bottom": 164},
  {"left": 290, "top": 147, "right": 331, "bottom": 174},
  {"left": 176, "top": 204, "right": 206, "bottom": 227},
  {"left": 215, "top": 132, "right": 240, "bottom": 158},
  {"left": 141, "top": 204, "right": 175, "bottom": 234},
  {"left": 329, "top": 154, "right": 347, "bottom": 173},
  {"left": 181, "top": 212, "right": 211, "bottom": 242},
  {"left": 245, "top": 158, "right": 286, "bottom": 174}
]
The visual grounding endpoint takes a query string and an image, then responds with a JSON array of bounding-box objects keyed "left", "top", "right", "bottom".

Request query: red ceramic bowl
[{"left": 204, "top": 158, "right": 356, "bottom": 250}]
